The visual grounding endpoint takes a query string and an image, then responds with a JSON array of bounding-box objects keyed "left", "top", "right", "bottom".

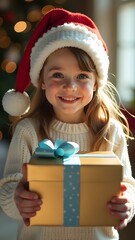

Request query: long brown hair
[{"left": 12, "top": 47, "right": 130, "bottom": 150}]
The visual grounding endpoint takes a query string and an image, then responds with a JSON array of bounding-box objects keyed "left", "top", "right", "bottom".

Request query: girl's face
[{"left": 41, "top": 48, "right": 97, "bottom": 123}]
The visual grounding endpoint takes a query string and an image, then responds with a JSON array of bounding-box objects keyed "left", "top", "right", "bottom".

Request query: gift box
[{"left": 27, "top": 140, "right": 123, "bottom": 226}]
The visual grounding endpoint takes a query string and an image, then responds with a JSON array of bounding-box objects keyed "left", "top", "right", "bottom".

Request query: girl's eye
[
  {"left": 52, "top": 72, "right": 64, "bottom": 78},
  {"left": 77, "top": 73, "right": 88, "bottom": 80}
]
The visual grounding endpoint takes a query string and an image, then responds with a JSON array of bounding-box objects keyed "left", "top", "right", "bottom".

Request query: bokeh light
[
  {"left": 0, "top": 0, "right": 11, "bottom": 10},
  {"left": 27, "top": 8, "right": 42, "bottom": 22},
  {"left": 0, "top": 28, "right": 11, "bottom": 48},
  {"left": 1, "top": 59, "right": 17, "bottom": 73},
  {"left": 14, "top": 21, "right": 27, "bottom": 33},
  {"left": 5, "top": 61, "right": 17, "bottom": 73},
  {"left": 0, "top": 35, "right": 11, "bottom": 48},
  {"left": 42, "top": 5, "right": 55, "bottom": 15}
]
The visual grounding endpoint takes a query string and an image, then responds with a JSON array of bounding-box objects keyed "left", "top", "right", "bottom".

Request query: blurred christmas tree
[{"left": 0, "top": 0, "right": 83, "bottom": 141}]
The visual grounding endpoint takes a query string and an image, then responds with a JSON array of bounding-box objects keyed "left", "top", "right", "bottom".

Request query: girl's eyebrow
[
  {"left": 47, "top": 66, "right": 90, "bottom": 73},
  {"left": 47, "top": 66, "right": 63, "bottom": 72}
]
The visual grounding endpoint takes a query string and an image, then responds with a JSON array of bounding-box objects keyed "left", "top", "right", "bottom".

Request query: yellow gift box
[{"left": 27, "top": 151, "right": 123, "bottom": 226}]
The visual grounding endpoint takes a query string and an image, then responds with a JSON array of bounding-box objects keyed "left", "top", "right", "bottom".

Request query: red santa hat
[{"left": 2, "top": 8, "right": 109, "bottom": 116}]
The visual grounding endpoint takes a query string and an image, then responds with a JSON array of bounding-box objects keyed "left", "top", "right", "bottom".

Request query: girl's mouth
[{"left": 59, "top": 96, "right": 80, "bottom": 103}]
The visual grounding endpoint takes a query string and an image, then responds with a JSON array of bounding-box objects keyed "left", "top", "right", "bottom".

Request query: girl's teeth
[{"left": 61, "top": 97, "right": 77, "bottom": 101}]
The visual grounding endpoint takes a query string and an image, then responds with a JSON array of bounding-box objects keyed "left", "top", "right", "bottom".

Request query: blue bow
[{"left": 35, "top": 139, "right": 79, "bottom": 158}]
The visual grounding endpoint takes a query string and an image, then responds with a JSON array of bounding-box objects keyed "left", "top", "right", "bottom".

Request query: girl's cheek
[
  {"left": 45, "top": 85, "right": 59, "bottom": 98},
  {"left": 45, "top": 81, "right": 62, "bottom": 88},
  {"left": 44, "top": 82, "right": 57, "bottom": 90},
  {"left": 82, "top": 84, "right": 95, "bottom": 92}
]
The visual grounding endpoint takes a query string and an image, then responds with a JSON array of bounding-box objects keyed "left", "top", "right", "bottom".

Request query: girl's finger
[
  {"left": 15, "top": 197, "right": 42, "bottom": 208},
  {"left": 18, "top": 204, "right": 41, "bottom": 213},
  {"left": 110, "top": 209, "right": 130, "bottom": 220},
  {"left": 111, "top": 197, "right": 128, "bottom": 204},
  {"left": 15, "top": 182, "right": 39, "bottom": 200},
  {"left": 115, "top": 219, "right": 128, "bottom": 231},
  {"left": 23, "top": 218, "right": 30, "bottom": 226},
  {"left": 21, "top": 211, "right": 37, "bottom": 219},
  {"left": 108, "top": 198, "right": 130, "bottom": 213}
]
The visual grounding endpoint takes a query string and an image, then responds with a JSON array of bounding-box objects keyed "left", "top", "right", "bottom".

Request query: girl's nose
[{"left": 63, "top": 79, "right": 78, "bottom": 91}]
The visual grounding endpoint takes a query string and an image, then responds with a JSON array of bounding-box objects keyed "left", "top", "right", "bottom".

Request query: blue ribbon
[
  {"left": 35, "top": 139, "right": 80, "bottom": 226},
  {"left": 35, "top": 139, "right": 79, "bottom": 158},
  {"left": 63, "top": 156, "right": 80, "bottom": 226}
]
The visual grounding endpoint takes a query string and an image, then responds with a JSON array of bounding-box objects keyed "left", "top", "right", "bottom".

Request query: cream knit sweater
[{"left": 0, "top": 118, "right": 135, "bottom": 240}]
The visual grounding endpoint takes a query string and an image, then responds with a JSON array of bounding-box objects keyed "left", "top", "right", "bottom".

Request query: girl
[{"left": 1, "top": 8, "right": 135, "bottom": 240}]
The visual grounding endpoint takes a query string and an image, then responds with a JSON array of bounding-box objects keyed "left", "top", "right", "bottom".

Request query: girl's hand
[
  {"left": 14, "top": 163, "right": 42, "bottom": 226},
  {"left": 107, "top": 183, "right": 131, "bottom": 230}
]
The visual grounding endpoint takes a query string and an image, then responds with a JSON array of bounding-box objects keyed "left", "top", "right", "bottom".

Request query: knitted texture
[
  {"left": 0, "top": 118, "right": 135, "bottom": 240},
  {"left": 30, "top": 23, "right": 109, "bottom": 88}
]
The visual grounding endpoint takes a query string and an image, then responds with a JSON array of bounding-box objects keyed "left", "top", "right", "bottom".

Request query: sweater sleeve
[
  {"left": 108, "top": 120, "right": 135, "bottom": 223},
  {"left": 0, "top": 118, "right": 38, "bottom": 219}
]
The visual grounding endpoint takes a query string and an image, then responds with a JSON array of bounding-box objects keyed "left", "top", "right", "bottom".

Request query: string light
[
  {"left": 1, "top": 59, "right": 17, "bottom": 73},
  {"left": 0, "top": 28, "right": 11, "bottom": 48},
  {"left": 42, "top": 5, "right": 55, "bottom": 15},
  {"left": 27, "top": 8, "right": 42, "bottom": 22},
  {"left": 5, "top": 45, "right": 20, "bottom": 62},
  {"left": 5, "top": 61, "right": 17, "bottom": 73},
  {"left": 14, "top": 21, "right": 27, "bottom": 33},
  {"left": 0, "top": 0, "right": 11, "bottom": 10},
  {"left": 0, "top": 35, "right": 11, "bottom": 48}
]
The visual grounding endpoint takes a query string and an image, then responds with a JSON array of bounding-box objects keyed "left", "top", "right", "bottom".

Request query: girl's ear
[{"left": 41, "top": 82, "right": 46, "bottom": 90}]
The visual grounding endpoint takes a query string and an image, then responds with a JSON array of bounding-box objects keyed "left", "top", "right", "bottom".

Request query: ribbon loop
[{"left": 35, "top": 139, "right": 79, "bottom": 158}]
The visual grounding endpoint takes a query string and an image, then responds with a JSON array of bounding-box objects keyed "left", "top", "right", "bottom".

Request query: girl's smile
[
  {"left": 42, "top": 48, "right": 97, "bottom": 123},
  {"left": 58, "top": 96, "right": 80, "bottom": 103}
]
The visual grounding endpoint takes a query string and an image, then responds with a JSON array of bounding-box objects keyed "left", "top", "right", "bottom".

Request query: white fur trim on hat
[
  {"left": 30, "top": 23, "right": 109, "bottom": 88},
  {"left": 2, "top": 89, "right": 30, "bottom": 116}
]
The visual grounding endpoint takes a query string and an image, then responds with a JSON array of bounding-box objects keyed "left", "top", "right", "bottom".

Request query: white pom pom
[{"left": 2, "top": 89, "right": 30, "bottom": 116}]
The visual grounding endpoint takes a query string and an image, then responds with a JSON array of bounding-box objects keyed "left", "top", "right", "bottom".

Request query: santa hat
[{"left": 2, "top": 8, "right": 109, "bottom": 116}]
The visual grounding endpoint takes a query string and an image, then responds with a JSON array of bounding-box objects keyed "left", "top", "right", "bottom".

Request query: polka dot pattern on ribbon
[{"left": 64, "top": 164, "right": 80, "bottom": 226}]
